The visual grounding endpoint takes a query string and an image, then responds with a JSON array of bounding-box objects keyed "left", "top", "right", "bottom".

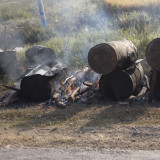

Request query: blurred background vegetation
[{"left": 0, "top": 0, "right": 160, "bottom": 71}]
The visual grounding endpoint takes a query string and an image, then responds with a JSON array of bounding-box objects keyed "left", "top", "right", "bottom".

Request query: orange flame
[
  {"left": 18, "top": 67, "right": 25, "bottom": 72},
  {"left": 67, "top": 82, "right": 75, "bottom": 94},
  {"left": 72, "top": 82, "right": 75, "bottom": 89},
  {"left": 68, "top": 86, "right": 72, "bottom": 94}
]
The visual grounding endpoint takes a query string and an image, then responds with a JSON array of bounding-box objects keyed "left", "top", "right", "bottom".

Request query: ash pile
[{"left": 1, "top": 38, "right": 160, "bottom": 108}]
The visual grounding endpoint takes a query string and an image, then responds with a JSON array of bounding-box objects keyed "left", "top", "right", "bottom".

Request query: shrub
[
  {"left": 17, "top": 20, "right": 50, "bottom": 44},
  {"left": 118, "top": 11, "right": 151, "bottom": 32},
  {"left": 0, "top": 0, "right": 32, "bottom": 22}
]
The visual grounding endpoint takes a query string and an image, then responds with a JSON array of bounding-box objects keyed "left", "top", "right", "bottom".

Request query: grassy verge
[
  {"left": 0, "top": 102, "right": 160, "bottom": 149},
  {"left": 0, "top": 102, "right": 160, "bottom": 129}
]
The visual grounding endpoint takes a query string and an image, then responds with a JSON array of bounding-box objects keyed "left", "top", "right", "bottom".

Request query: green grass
[{"left": 0, "top": 0, "right": 32, "bottom": 21}]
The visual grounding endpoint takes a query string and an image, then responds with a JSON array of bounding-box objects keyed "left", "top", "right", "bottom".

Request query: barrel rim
[{"left": 88, "top": 43, "right": 118, "bottom": 74}]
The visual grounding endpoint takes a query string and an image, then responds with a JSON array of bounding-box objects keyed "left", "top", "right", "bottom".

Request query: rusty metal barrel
[
  {"left": 145, "top": 38, "right": 160, "bottom": 71},
  {"left": 88, "top": 40, "right": 138, "bottom": 74},
  {"left": 150, "top": 71, "right": 160, "bottom": 100},
  {"left": 99, "top": 63, "right": 144, "bottom": 100}
]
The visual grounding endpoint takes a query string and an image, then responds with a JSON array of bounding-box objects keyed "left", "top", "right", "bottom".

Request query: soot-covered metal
[{"left": 20, "top": 62, "right": 68, "bottom": 102}]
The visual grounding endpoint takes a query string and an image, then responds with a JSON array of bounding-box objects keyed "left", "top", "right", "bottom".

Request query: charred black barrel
[
  {"left": 99, "top": 63, "right": 144, "bottom": 100},
  {"left": 150, "top": 71, "right": 160, "bottom": 100},
  {"left": 20, "top": 62, "right": 68, "bottom": 102},
  {"left": 20, "top": 75, "right": 55, "bottom": 101},
  {"left": 25, "top": 46, "right": 57, "bottom": 66},
  {"left": 145, "top": 38, "right": 160, "bottom": 71},
  {"left": 88, "top": 40, "right": 138, "bottom": 74}
]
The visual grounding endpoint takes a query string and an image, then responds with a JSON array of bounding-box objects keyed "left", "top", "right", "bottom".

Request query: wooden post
[
  {"left": 149, "top": 70, "right": 158, "bottom": 103},
  {"left": 4, "top": 26, "right": 7, "bottom": 52}
]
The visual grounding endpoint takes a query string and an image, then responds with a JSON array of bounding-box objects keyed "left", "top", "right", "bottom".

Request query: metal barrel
[
  {"left": 0, "top": 51, "right": 17, "bottom": 77},
  {"left": 20, "top": 63, "right": 68, "bottom": 102},
  {"left": 99, "top": 63, "right": 144, "bottom": 100},
  {"left": 145, "top": 38, "right": 160, "bottom": 71},
  {"left": 25, "top": 46, "right": 57, "bottom": 65},
  {"left": 151, "top": 71, "right": 160, "bottom": 100},
  {"left": 88, "top": 39, "right": 138, "bottom": 75}
]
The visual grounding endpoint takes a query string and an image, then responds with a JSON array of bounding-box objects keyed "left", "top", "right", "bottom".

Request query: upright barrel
[
  {"left": 0, "top": 51, "right": 17, "bottom": 77},
  {"left": 99, "top": 63, "right": 144, "bottom": 100},
  {"left": 145, "top": 38, "right": 160, "bottom": 71},
  {"left": 88, "top": 40, "right": 138, "bottom": 74},
  {"left": 150, "top": 71, "right": 160, "bottom": 100}
]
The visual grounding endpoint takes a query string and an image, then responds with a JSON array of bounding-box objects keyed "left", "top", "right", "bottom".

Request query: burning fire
[
  {"left": 68, "top": 85, "right": 72, "bottom": 94},
  {"left": 68, "top": 83, "right": 75, "bottom": 95}
]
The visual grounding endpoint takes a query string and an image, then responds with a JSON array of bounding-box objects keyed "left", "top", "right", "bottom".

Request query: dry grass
[
  {"left": 0, "top": 102, "right": 160, "bottom": 149},
  {"left": 105, "top": 0, "right": 160, "bottom": 8},
  {"left": 0, "top": 90, "right": 160, "bottom": 149},
  {"left": 0, "top": 102, "right": 160, "bottom": 129},
  {"left": 0, "top": 125, "right": 160, "bottom": 149}
]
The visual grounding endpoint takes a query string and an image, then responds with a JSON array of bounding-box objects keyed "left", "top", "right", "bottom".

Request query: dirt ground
[
  {"left": 0, "top": 125, "right": 160, "bottom": 150},
  {"left": 0, "top": 89, "right": 160, "bottom": 150}
]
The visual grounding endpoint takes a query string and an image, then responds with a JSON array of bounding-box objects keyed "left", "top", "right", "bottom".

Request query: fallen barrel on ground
[
  {"left": 88, "top": 40, "right": 138, "bottom": 74},
  {"left": 20, "top": 75, "right": 56, "bottom": 101},
  {"left": 20, "top": 62, "right": 67, "bottom": 102},
  {"left": 99, "top": 63, "right": 144, "bottom": 100},
  {"left": 145, "top": 38, "right": 160, "bottom": 71}
]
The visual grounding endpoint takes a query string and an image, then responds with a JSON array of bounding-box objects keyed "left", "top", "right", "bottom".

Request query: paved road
[{"left": 0, "top": 148, "right": 160, "bottom": 160}]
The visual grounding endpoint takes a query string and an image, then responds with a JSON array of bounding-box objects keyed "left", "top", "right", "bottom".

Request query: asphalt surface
[{"left": 0, "top": 148, "right": 160, "bottom": 160}]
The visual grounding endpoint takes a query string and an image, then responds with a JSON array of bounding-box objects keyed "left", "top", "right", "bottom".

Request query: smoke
[
  {"left": 42, "top": 0, "right": 111, "bottom": 69},
  {"left": 45, "top": 0, "right": 109, "bottom": 33},
  {"left": 0, "top": 24, "right": 24, "bottom": 50}
]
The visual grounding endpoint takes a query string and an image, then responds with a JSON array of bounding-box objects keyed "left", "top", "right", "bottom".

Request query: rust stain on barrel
[
  {"left": 99, "top": 63, "right": 144, "bottom": 100},
  {"left": 88, "top": 40, "right": 138, "bottom": 75},
  {"left": 145, "top": 38, "right": 160, "bottom": 71}
]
